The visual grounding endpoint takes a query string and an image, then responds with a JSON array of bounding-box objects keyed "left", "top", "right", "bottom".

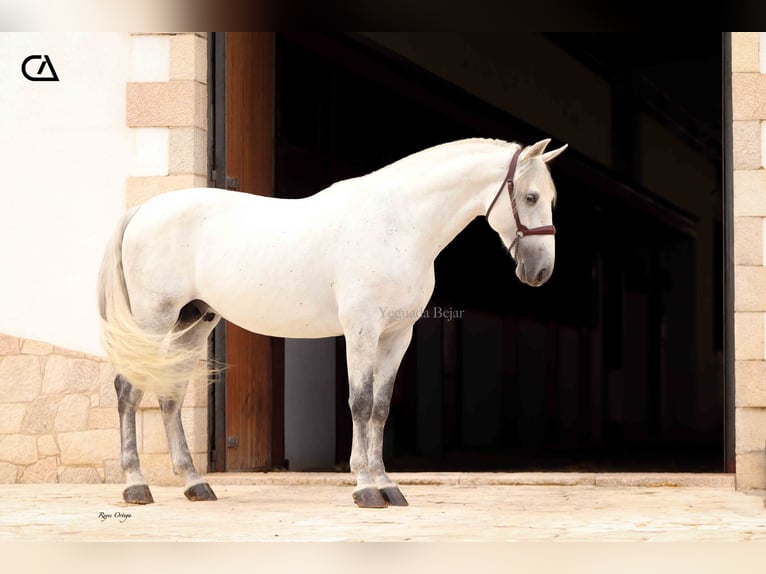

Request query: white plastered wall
[{"left": 0, "top": 33, "right": 131, "bottom": 355}]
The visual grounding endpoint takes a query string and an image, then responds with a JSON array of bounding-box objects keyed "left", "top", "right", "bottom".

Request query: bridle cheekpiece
[{"left": 485, "top": 147, "right": 556, "bottom": 255}]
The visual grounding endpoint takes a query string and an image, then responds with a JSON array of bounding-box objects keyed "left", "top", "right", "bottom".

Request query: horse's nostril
[{"left": 535, "top": 268, "right": 547, "bottom": 284}]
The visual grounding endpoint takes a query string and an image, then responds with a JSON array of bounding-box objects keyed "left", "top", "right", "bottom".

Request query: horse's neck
[{"left": 384, "top": 143, "right": 515, "bottom": 261}]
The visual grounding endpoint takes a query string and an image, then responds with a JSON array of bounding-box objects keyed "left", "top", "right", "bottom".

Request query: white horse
[{"left": 98, "top": 137, "right": 566, "bottom": 508}]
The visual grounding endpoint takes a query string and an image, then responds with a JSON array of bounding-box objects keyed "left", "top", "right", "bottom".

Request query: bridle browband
[{"left": 485, "top": 147, "right": 556, "bottom": 255}]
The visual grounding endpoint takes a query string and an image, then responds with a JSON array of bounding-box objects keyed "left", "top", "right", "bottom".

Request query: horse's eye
[{"left": 525, "top": 192, "right": 539, "bottom": 205}]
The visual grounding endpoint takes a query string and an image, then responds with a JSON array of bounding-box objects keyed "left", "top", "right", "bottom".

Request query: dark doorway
[{"left": 270, "top": 32, "right": 724, "bottom": 472}]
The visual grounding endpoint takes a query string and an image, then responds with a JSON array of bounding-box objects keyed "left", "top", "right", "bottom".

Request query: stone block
[
  {"left": 735, "top": 266, "right": 766, "bottom": 311},
  {"left": 42, "top": 355, "right": 69, "bottom": 395},
  {"left": 136, "top": 453, "right": 183, "bottom": 486},
  {"left": 735, "top": 407, "right": 766, "bottom": 453},
  {"left": 126, "top": 80, "right": 207, "bottom": 129},
  {"left": 735, "top": 312, "right": 765, "bottom": 359},
  {"left": 0, "top": 461, "right": 17, "bottom": 483},
  {"left": 733, "top": 73, "right": 766, "bottom": 120},
  {"left": 736, "top": 360, "right": 766, "bottom": 407},
  {"left": 99, "top": 364, "right": 118, "bottom": 408},
  {"left": 70, "top": 358, "right": 101, "bottom": 393},
  {"left": 104, "top": 459, "right": 123, "bottom": 483},
  {"left": 20, "top": 457, "right": 57, "bottom": 483},
  {"left": 733, "top": 217, "right": 763, "bottom": 265},
  {"left": 169, "top": 127, "right": 207, "bottom": 176},
  {"left": 88, "top": 408, "right": 119, "bottom": 429},
  {"left": 762, "top": 122, "right": 766, "bottom": 169},
  {"left": 184, "top": 367, "right": 209, "bottom": 407},
  {"left": 0, "top": 404, "right": 27, "bottom": 434},
  {"left": 141, "top": 408, "right": 168, "bottom": 454},
  {"left": 0, "top": 334, "right": 20, "bottom": 355},
  {"left": 732, "top": 33, "right": 760, "bottom": 73},
  {"left": 54, "top": 394, "right": 91, "bottom": 432},
  {"left": 42, "top": 354, "right": 88, "bottom": 395},
  {"left": 136, "top": 409, "right": 143, "bottom": 451},
  {"left": 733, "top": 121, "right": 761, "bottom": 169},
  {"left": 53, "top": 347, "right": 86, "bottom": 359},
  {"left": 0, "top": 355, "right": 42, "bottom": 402},
  {"left": 0, "top": 435, "right": 38, "bottom": 464},
  {"left": 21, "top": 397, "right": 57, "bottom": 434},
  {"left": 170, "top": 34, "right": 207, "bottom": 83},
  {"left": 139, "top": 393, "right": 155, "bottom": 409},
  {"left": 58, "top": 429, "right": 120, "bottom": 465},
  {"left": 37, "top": 434, "right": 59, "bottom": 456},
  {"left": 58, "top": 466, "right": 102, "bottom": 484},
  {"left": 21, "top": 339, "right": 53, "bottom": 356},
  {"left": 734, "top": 170, "right": 766, "bottom": 216},
  {"left": 182, "top": 407, "right": 207, "bottom": 454},
  {"left": 193, "top": 452, "right": 207, "bottom": 475},
  {"left": 736, "top": 451, "right": 766, "bottom": 490}
]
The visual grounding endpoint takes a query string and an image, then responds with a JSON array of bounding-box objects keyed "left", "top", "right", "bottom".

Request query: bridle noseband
[{"left": 485, "top": 148, "right": 556, "bottom": 256}]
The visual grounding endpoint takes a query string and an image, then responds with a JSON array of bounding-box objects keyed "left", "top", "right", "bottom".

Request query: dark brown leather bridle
[{"left": 485, "top": 147, "right": 556, "bottom": 255}]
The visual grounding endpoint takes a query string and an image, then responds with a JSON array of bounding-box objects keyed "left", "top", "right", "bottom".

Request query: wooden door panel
[{"left": 224, "top": 32, "right": 282, "bottom": 471}]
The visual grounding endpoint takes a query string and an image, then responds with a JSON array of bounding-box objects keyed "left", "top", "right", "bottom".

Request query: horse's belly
[
  {"left": 220, "top": 295, "right": 343, "bottom": 338},
  {"left": 198, "top": 272, "right": 343, "bottom": 339}
]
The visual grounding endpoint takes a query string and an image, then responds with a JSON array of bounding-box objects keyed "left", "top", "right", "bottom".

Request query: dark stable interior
[{"left": 275, "top": 33, "right": 724, "bottom": 472}]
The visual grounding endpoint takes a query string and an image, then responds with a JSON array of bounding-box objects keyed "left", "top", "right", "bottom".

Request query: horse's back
[{"left": 121, "top": 188, "right": 346, "bottom": 337}]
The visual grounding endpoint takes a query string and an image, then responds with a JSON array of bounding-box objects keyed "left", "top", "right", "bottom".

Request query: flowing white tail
[{"left": 97, "top": 208, "right": 206, "bottom": 399}]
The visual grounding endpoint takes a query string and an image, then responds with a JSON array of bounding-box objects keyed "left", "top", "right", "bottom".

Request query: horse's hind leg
[
  {"left": 158, "top": 387, "right": 217, "bottom": 501},
  {"left": 369, "top": 327, "right": 413, "bottom": 506},
  {"left": 115, "top": 375, "right": 154, "bottom": 504}
]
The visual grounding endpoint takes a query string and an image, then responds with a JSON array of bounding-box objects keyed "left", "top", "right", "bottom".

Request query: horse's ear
[
  {"left": 519, "top": 138, "right": 551, "bottom": 161},
  {"left": 540, "top": 143, "right": 568, "bottom": 163}
]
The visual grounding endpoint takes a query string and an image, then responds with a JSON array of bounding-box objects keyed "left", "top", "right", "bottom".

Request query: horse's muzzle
[{"left": 515, "top": 257, "right": 553, "bottom": 287}]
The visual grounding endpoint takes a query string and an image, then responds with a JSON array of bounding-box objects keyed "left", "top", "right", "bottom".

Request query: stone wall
[
  {"left": 0, "top": 333, "right": 113, "bottom": 483},
  {"left": 732, "top": 32, "right": 766, "bottom": 491},
  {"left": 0, "top": 333, "right": 208, "bottom": 484}
]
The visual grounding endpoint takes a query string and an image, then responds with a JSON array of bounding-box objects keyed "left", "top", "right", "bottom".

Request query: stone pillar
[{"left": 732, "top": 32, "right": 766, "bottom": 491}]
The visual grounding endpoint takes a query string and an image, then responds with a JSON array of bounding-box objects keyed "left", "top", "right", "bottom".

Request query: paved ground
[{"left": 2, "top": 473, "right": 766, "bottom": 542}]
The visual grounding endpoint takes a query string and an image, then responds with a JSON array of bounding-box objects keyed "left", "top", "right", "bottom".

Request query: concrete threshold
[{"left": 206, "top": 471, "right": 735, "bottom": 489}]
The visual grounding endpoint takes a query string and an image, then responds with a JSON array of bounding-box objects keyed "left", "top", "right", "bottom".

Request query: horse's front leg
[
  {"left": 368, "top": 327, "right": 413, "bottom": 507},
  {"left": 115, "top": 375, "right": 154, "bottom": 504},
  {"left": 158, "top": 388, "right": 217, "bottom": 501},
  {"left": 345, "top": 327, "right": 389, "bottom": 508}
]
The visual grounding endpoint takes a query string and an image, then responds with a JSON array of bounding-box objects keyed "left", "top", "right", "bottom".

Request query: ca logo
[{"left": 22, "top": 55, "right": 59, "bottom": 82}]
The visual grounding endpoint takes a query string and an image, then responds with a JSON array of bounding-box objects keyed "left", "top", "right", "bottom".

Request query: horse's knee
[
  {"left": 372, "top": 400, "right": 390, "bottom": 425},
  {"left": 349, "top": 387, "right": 373, "bottom": 422}
]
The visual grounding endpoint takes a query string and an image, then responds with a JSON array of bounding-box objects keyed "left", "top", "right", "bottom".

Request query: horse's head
[{"left": 486, "top": 138, "right": 567, "bottom": 287}]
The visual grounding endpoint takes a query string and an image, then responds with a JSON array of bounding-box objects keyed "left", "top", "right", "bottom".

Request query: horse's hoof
[
  {"left": 353, "top": 487, "right": 388, "bottom": 508},
  {"left": 184, "top": 482, "right": 218, "bottom": 501},
  {"left": 379, "top": 486, "right": 409, "bottom": 506},
  {"left": 123, "top": 484, "right": 154, "bottom": 505}
]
